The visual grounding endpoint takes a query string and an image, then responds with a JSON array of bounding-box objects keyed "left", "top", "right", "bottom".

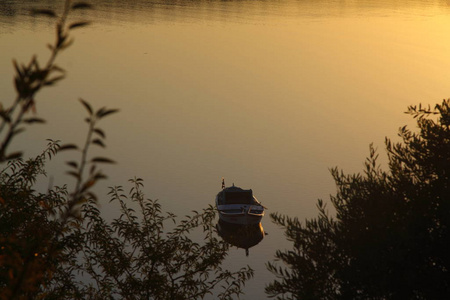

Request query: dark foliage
[
  {"left": 51, "top": 179, "right": 253, "bottom": 299},
  {"left": 267, "top": 100, "right": 450, "bottom": 299},
  {"left": 0, "top": 0, "right": 92, "bottom": 163},
  {"left": 0, "top": 1, "right": 253, "bottom": 299}
]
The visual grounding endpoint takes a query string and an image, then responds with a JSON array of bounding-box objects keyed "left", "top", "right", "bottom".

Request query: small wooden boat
[{"left": 215, "top": 179, "right": 265, "bottom": 225}]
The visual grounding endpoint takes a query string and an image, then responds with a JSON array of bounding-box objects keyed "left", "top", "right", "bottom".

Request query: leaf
[
  {"left": 86, "top": 192, "right": 98, "bottom": 201},
  {"left": 93, "top": 128, "right": 106, "bottom": 138},
  {"left": 72, "top": 2, "right": 93, "bottom": 10},
  {"left": 12, "top": 128, "right": 25, "bottom": 136},
  {"left": 92, "top": 139, "right": 105, "bottom": 148},
  {"left": 90, "top": 164, "right": 96, "bottom": 175},
  {"left": 59, "top": 144, "right": 78, "bottom": 151},
  {"left": 50, "top": 65, "right": 65, "bottom": 73},
  {"left": 66, "top": 171, "right": 81, "bottom": 180},
  {"left": 81, "top": 180, "right": 96, "bottom": 192},
  {"left": 30, "top": 9, "right": 57, "bottom": 18},
  {"left": 69, "top": 21, "right": 91, "bottom": 30},
  {"left": 44, "top": 75, "right": 65, "bottom": 86},
  {"left": 13, "top": 59, "right": 23, "bottom": 79},
  {"left": 59, "top": 38, "right": 74, "bottom": 50},
  {"left": 66, "top": 161, "right": 79, "bottom": 169},
  {"left": 79, "top": 98, "right": 93, "bottom": 115},
  {"left": 23, "top": 117, "right": 46, "bottom": 124},
  {"left": 5, "top": 152, "right": 22, "bottom": 160},
  {"left": 91, "top": 157, "right": 116, "bottom": 164},
  {"left": 0, "top": 111, "right": 11, "bottom": 123},
  {"left": 14, "top": 77, "right": 23, "bottom": 96},
  {"left": 97, "top": 108, "right": 119, "bottom": 119}
]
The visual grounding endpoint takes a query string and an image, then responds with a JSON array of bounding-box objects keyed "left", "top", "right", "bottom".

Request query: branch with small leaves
[
  {"left": 0, "top": 0, "right": 92, "bottom": 163},
  {"left": 60, "top": 99, "right": 118, "bottom": 219}
]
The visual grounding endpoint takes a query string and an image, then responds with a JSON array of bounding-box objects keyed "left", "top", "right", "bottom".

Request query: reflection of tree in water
[{"left": 216, "top": 219, "right": 265, "bottom": 256}]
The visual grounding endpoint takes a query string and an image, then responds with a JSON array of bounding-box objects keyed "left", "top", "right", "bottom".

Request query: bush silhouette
[
  {"left": 0, "top": 1, "right": 253, "bottom": 299},
  {"left": 267, "top": 100, "right": 450, "bottom": 299}
]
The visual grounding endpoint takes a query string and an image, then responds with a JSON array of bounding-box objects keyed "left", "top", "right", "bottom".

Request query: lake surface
[{"left": 2, "top": 0, "right": 450, "bottom": 298}]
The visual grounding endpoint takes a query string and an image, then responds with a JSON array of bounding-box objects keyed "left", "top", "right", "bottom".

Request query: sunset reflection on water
[{"left": 2, "top": 0, "right": 450, "bottom": 298}]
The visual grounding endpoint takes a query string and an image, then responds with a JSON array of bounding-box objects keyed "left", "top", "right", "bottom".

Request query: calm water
[{"left": 2, "top": 0, "right": 450, "bottom": 298}]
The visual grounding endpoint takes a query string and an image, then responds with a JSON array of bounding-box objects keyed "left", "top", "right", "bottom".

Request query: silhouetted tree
[
  {"left": 267, "top": 100, "right": 450, "bottom": 299},
  {"left": 0, "top": 1, "right": 253, "bottom": 299},
  {"left": 50, "top": 179, "right": 253, "bottom": 299}
]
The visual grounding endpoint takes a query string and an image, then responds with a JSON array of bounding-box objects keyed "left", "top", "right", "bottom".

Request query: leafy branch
[{"left": 0, "top": 0, "right": 92, "bottom": 162}]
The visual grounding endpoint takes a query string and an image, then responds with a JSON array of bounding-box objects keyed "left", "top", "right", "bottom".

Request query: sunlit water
[{"left": 2, "top": 0, "right": 450, "bottom": 298}]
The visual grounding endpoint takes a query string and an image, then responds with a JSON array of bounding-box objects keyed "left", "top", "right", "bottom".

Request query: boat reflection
[{"left": 216, "top": 219, "right": 265, "bottom": 256}]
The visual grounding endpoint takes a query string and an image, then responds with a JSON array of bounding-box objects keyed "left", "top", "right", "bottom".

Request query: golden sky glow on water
[
  {"left": 2, "top": 0, "right": 450, "bottom": 210},
  {"left": 2, "top": 1, "right": 450, "bottom": 297},
  {"left": 2, "top": 0, "right": 450, "bottom": 211}
]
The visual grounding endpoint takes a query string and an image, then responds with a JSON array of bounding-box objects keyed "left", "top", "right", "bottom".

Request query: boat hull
[{"left": 218, "top": 211, "right": 263, "bottom": 225}]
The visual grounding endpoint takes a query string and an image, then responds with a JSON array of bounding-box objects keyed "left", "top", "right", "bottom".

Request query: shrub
[
  {"left": 267, "top": 100, "right": 450, "bottom": 299},
  {"left": 0, "top": 1, "right": 253, "bottom": 298}
]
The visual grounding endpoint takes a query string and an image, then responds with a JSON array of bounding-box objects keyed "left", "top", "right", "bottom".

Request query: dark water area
[{"left": 3, "top": 0, "right": 450, "bottom": 26}]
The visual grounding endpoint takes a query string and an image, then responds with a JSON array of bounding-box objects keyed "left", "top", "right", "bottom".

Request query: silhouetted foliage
[
  {"left": 0, "top": 99, "right": 117, "bottom": 299},
  {"left": 51, "top": 179, "right": 253, "bottom": 299},
  {"left": 0, "top": 1, "right": 103, "bottom": 298},
  {"left": 0, "top": 0, "right": 92, "bottom": 163},
  {"left": 0, "top": 1, "right": 253, "bottom": 299},
  {"left": 266, "top": 99, "right": 450, "bottom": 299}
]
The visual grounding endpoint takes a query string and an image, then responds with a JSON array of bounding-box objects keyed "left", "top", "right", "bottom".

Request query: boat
[{"left": 215, "top": 179, "right": 265, "bottom": 225}]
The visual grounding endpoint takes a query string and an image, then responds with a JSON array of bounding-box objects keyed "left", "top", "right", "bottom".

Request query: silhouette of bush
[
  {"left": 0, "top": 1, "right": 253, "bottom": 299},
  {"left": 267, "top": 100, "right": 450, "bottom": 299}
]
